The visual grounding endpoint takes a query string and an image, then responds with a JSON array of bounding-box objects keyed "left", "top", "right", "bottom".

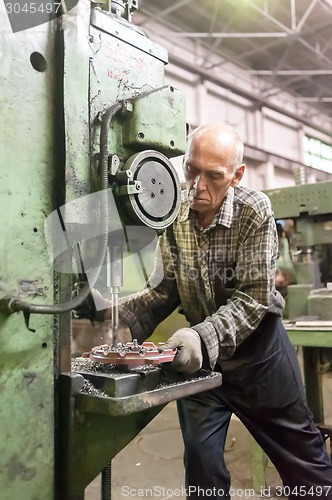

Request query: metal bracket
[
  {"left": 108, "top": 154, "right": 121, "bottom": 176},
  {"left": 116, "top": 181, "right": 142, "bottom": 196}
]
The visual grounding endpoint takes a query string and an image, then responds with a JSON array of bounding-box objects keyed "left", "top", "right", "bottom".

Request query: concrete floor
[{"left": 83, "top": 359, "right": 332, "bottom": 500}]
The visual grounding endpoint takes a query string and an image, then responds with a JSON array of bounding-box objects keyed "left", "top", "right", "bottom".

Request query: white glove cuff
[{"left": 189, "top": 328, "right": 201, "bottom": 344}]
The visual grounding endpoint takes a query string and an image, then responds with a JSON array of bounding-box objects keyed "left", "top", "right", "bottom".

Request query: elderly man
[{"left": 81, "top": 123, "right": 332, "bottom": 499}]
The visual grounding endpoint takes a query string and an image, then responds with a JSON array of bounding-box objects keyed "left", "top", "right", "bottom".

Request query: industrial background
[{"left": 1, "top": 0, "right": 332, "bottom": 499}]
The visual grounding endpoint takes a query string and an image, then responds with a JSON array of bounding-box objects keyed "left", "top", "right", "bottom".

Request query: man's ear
[{"left": 230, "top": 164, "right": 245, "bottom": 187}]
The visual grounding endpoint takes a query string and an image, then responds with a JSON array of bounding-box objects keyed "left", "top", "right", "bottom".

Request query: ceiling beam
[
  {"left": 160, "top": 32, "right": 288, "bottom": 38},
  {"left": 291, "top": 0, "right": 297, "bottom": 30},
  {"left": 168, "top": 52, "right": 332, "bottom": 136},
  {"left": 249, "top": 70, "right": 332, "bottom": 75},
  {"left": 138, "top": 0, "right": 194, "bottom": 26},
  {"left": 138, "top": 1, "right": 332, "bottom": 121},
  {"left": 201, "top": 1, "right": 224, "bottom": 67},
  {"left": 238, "top": 0, "right": 332, "bottom": 67},
  {"left": 233, "top": 20, "right": 331, "bottom": 60},
  {"left": 296, "top": 0, "right": 319, "bottom": 32},
  {"left": 295, "top": 97, "right": 332, "bottom": 102}
]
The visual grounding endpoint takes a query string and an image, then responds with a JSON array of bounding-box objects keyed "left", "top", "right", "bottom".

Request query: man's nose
[
  {"left": 192, "top": 176, "right": 199, "bottom": 190},
  {"left": 193, "top": 174, "right": 205, "bottom": 190}
]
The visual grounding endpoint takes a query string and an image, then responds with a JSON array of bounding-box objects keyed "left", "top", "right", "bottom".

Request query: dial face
[
  {"left": 118, "top": 150, "right": 181, "bottom": 229},
  {"left": 134, "top": 159, "right": 177, "bottom": 219}
]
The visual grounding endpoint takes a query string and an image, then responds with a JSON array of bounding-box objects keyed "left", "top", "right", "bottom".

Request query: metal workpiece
[{"left": 88, "top": 341, "right": 176, "bottom": 366}]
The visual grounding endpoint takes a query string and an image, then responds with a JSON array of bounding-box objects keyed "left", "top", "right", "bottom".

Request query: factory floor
[{"left": 84, "top": 356, "right": 332, "bottom": 500}]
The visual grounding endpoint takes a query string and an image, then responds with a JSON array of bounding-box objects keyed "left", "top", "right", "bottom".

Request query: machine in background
[
  {"left": 266, "top": 180, "right": 332, "bottom": 322},
  {"left": 265, "top": 178, "right": 332, "bottom": 424},
  {"left": 0, "top": 1, "right": 222, "bottom": 499}
]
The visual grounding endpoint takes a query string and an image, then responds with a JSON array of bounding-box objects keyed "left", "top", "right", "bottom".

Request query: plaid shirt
[{"left": 119, "top": 185, "right": 285, "bottom": 369}]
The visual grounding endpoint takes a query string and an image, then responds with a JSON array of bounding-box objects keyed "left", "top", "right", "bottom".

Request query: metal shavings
[
  {"left": 157, "top": 369, "right": 219, "bottom": 389},
  {"left": 72, "top": 358, "right": 220, "bottom": 398},
  {"left": 80, "top": 379, "right": 108, "bottom": 398},
  {"left": 129, "top": 364, "right": 160, "bottom": 372},
  {"left": 71, "top": 356, "right": 160, "bottom": 375},
  {"left": 71, "top": 357, "right": 117, "bottom": 373}
]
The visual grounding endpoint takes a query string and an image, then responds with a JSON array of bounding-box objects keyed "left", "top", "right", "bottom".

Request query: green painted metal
[
  {"left": 302, "top": 347, "right": 325, "bottom": 423},
  {"left": 0, "top": 4, "right": 57, "bottom": 498},
  {"left": 122, "top": 85, "right": 187, "bottom": 157},
  {"left": 265, "top": 181, "right": 332, "bottom": 219},
  {"left": 287, "top": 284, "right": 312, "bottom": 318},
  {"left": 58, "top": 371, "right": 165, "bottom": 500},
  {"left": 286, "top": 325, "right": 332, "bottom": 423},
  {"left": 308, "top": 289, "right": 332, "bottom": 320},
  {"left": 87, "top": 10, "right": 186, "bottom": 199},
  {"left": 266, "top": 183, "right": 332, "bottom": 321},
  {"left": 285, "top": 325, "right": 332, "bottom": 348}
]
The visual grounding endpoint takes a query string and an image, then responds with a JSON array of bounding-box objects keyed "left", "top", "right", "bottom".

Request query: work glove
[
  {"left": 73, "top": 287, "right": 111, "bottom": 323},
  {"left": 159, "top": 328, "right": 202, "bottom": 374}
]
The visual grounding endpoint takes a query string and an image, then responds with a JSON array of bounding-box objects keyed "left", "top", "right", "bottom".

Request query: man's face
[{"left": 183, "top": 134, "right": 245, "bottom": 218}]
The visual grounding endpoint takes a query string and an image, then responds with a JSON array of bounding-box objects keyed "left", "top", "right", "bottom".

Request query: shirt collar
[
  {"left": 178, "top": 187, "right": 234, "bottom": 228},
  {"left": 216, "top": 186, "right": 234, "bottom": 228}
]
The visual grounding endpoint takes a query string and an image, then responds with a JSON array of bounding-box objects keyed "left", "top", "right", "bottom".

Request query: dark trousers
[{"left": 177, "top": 314, "right": 332, "bottom": 499}]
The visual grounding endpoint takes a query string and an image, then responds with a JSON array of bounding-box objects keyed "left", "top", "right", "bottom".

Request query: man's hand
[
  {"left": 73, "top": 288, "right": 110, "bottom": 323},
  {"left": 159, "top": 328, "right": 202, "bottom": 374}
]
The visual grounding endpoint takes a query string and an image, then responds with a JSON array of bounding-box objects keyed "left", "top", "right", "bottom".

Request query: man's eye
[
  {"left": 185, "top": 165, "right": 198, "bottom": 176},
  {"left": 209, "top": 172, "right": 224, "bottom": 181}
]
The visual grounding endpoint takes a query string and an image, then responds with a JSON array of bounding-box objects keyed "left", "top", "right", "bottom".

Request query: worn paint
[
  {"left": 4, "top": 456, "right": 36, "bottom": 482},
  {"left": 0, "top": 1, "right": 55, "bottom": 498},
  {"left": 18, "top": 280, "right": 46, "bottom": 297}
]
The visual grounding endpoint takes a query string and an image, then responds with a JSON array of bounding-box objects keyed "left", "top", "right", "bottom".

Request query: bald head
[{"left": 185, "top": 123, "right": 244, "bottom": 171}]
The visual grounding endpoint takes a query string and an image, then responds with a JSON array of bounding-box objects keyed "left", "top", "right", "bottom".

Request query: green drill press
[{"left": 0, "top": 1, "right": 222, "bottom": 499}]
